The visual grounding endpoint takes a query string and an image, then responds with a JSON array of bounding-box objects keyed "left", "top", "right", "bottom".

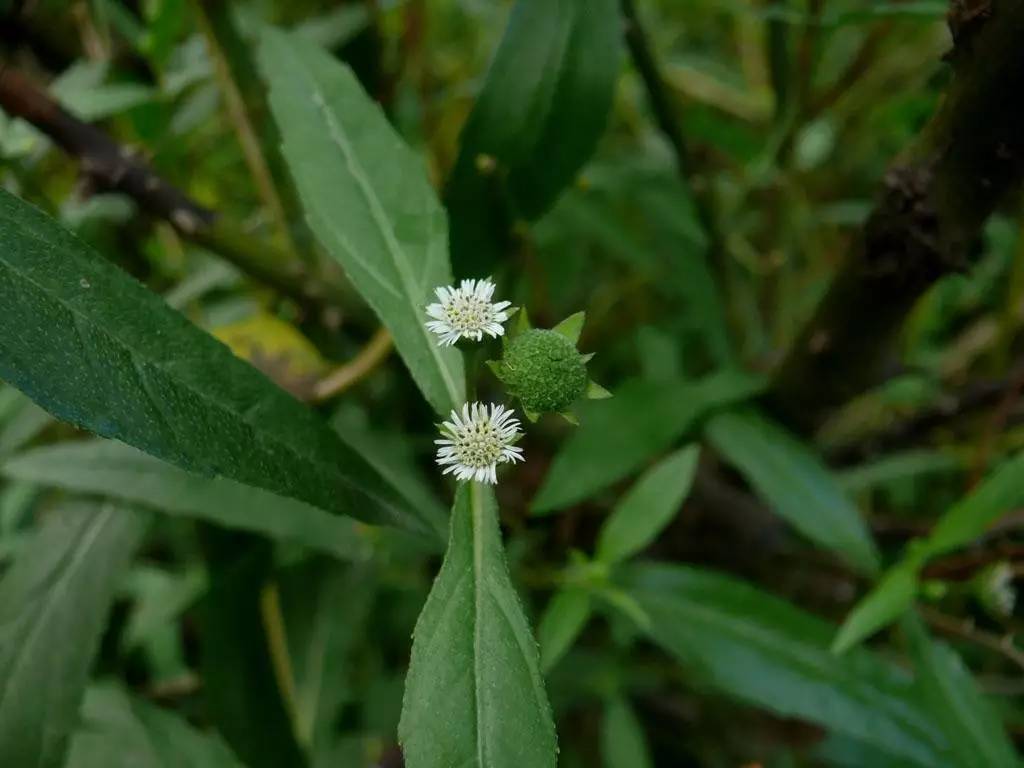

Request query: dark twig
[
  {"left": 0, "top": 63, "right": 351, "bottom": 323},
  {"left": 770, "top": 3, "right": 1024, "bottom": 433}
]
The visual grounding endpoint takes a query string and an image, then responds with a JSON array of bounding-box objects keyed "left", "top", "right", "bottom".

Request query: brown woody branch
[
  {"left": 0, "top": 63, "right": 351, "bottom": 322},
  {"left": 769, "top": 1, "right": 1024, "bottom": 433}
]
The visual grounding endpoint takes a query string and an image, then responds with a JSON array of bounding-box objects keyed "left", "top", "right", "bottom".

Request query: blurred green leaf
[
  {"left": 0, "top": 503, "right": 146, "bottom": 768},
  {"left": 538, "top": 586, "right": 593, "bottom": 672},
  {"left": 533, "top": 371, "right": 762, "bottom": 513},
  {"left": 281, "top": 562, "right": 376, "bottom": 757},
  {"left": 4, "top": 440, "right": 373, "bottom": 561},
  {"left": 904, "top": 616, "right": 1017, "bottom": 768},
  {"left": 705, "top": 409, "right": 880, "bottom": 574},
  {"left": 198, "top": 535, "right": 306, "bottom": 768},
  {"left": 448, "top": 0, "right": 622, "bottom": 274},
  {"left": 400, "top": 483, "right": 557, "bottom": 768},
  {"left": 596, "top": 445, "right": 699, "bottom": 564},
  {"left": 923, "top": 451, "right": 1024, "bottom": 558},
  {"left": 259, "top": 27, "right": 465, "bottom": 416},
  {"left": 67, "top": 684, "right": 244, "bottom": 768},
  {"left": 602, "top": 697, "right": 653, "bottom": 768},
  {"left": 622, "top": 563, "right": 946, "bottom": 766},
  {"left": 0, "top": 190, "right": 433, "bottom": 538},
  {"left": 832, "top": 560, "right": 920, "bottom": 655},
  {"left": 837, "top": 451, "right": 1024, "bottom": 653}
]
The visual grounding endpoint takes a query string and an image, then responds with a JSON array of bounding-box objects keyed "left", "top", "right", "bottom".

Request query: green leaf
[
  {"left": 448, "top": 0, "right": 623, "bottom": 274},
  {"left": 533, "top": 371, "right": 763, "bottom": 514},
  {"left": 904, "top": 616, "right": 1017, "bottom": 768},
  {"left": 198, "top": 534, "right": 306, "bottom": 768},
  {"left": 258, "top": 27, "right": 465, "bottom": 416},
  {"left": 4, "top": 439, "right": 374, "bottom": 561},
  {"left": 923, "top": 450, "right": 1024, "bottom": 559},
  {"left": 0, "top": 503, "right": 146, "bottom": 768},
  {"left": 538, "top": 587, "right": 593, "bottom": 672},
  {"left": 831, "top": 560, "right": 920, "bottom": 654},
  {"left": 280, "top": 562, "right": 376, "bottom": 756},
  {"left": 705, "top": 409, "right": 880, "bottom": 574},
  {"left": 596, "top": 445, "right": 700, "bottom": 564},
  {"left": 602, "top": 697, "right": 653, "bottom": 768},
  {"left": 67, "top": 684, "right": 244, "bottom": 768},
  {"left": 621, "top": 563, "right": 946, "bottom": 767},
  {"left": 0, "top": 189, "right": 432, "bottom": 537},
  {"left": 400, "top": 483, "right": 557, "bottom": 768},
  {"left": 551, "top": 311, "right": 586, "bottom": 344}
]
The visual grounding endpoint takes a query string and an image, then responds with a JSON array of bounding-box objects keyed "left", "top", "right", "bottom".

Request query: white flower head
[
  {"left": 425, "top": 278, "right": 511, "bottom": 347},
  {"left": 435, "top": 402, "right": 524, "bottom": 484}
]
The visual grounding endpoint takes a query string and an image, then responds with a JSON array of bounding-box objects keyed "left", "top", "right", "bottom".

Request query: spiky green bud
[{"left": 498, "top": 329, "right": 589, "bottom": 414}]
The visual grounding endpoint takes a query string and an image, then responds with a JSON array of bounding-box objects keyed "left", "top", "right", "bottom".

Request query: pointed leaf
[
  {"left": 538, "top": 587, "right": 593, "bottom": 672},
  {"left": 904, "top": 616, "right": 1017, "bottom": 768},
  {"left": 705, "top": 408, "right": 880, "bottom": 574},
  {"left": 621, "top": 563, "right": 946, "bottom": 767},
  {"left": 533, "top": 371, "right": 763, "bottom": 514},
  {"left": 0, "top": 190, "right": 432, "bottom": 537},
  {"left": 832, "top": 560, "right": 920, "bottom": 655},
  {"left": 922, "top": 450, "right": 1024, "bottom": 559},
  {"left": 551, "top": 311, "right": 585, "bottom": 344},
  {"left": 0, "top": 504, "right": 146, "bottom": 768},
  {"left": 602, "top": 698, "right": 653, "bottom": 768},
  {"left": 3, "top": 440, "right": 373, "bottom": 561},
  {"left": 596, "top": 445, "right": 700, "bottom": 564},
  {"left": 67, "top": 684, "right": 245, "bottom": 768},
  {"left": 400, "top": 483, "right": 557, "bottom": 768},
  {"left": 258, "top": 28, "right": 464, "bottom": 415},
  {"left": 448, "top": 0, "right": 623, "bottom": 275},
  {"left": 586, "top": 379, "right": 611, "bottom": 399}
]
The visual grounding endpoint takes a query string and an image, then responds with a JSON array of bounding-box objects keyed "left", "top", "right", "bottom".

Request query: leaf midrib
[
  {"left": 307, "top": 78, "right": 461, "bottom": 413},
  {"left": 471, "top": 482, "right": 486, "bottom": 768},
  {"left": 0, "top": 214, "right": 417, "bottom": 532},
  {"left": 0, "top": 506, "right": 114, "bottom": 729}
]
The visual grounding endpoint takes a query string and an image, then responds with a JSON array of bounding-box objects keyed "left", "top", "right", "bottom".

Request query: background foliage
[{"left": 1, "top": 0, "right": 1023, "bottom": 766}]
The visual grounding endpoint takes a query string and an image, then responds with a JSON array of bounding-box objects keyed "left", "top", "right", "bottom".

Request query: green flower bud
[{"left": 499, "top": 329, "right": 588, "bottom": 414}]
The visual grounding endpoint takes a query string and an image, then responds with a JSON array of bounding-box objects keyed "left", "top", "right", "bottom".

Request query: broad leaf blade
[
  {"left": 0, "top": 503, "right": 146, "bottom": 768},
  {"left": 602, "top": 697, "right": 653, "bottom": 768},
  {"left": 258, "top": 28, "right": 465, "bottom": 416},
  {"left": 67, "top": 684, "right": 244, "bottom": 768},
  {"left": 904, "top": 617, "right": 1017, "bottom": 768},
  {"left": 4, "top": 440, "right": 373, "bottom": 561},
  {"left": 832, "top": 561, "right": 920, "bottom": 655},
  {"left": 923, "top": 450, "right": 1024, "bottom": 558},
  {"left": 538, "top": 587, "right": 593, "bottom": 672},
  {"left": 0, "top": 190, "right": 431, "bottom": 537},
  {"left": 705, "top": 409, "right": 880, "bottom": 574},
  {"left": 400, "top": 483, "right": 557, "bottom": 768},
  {"left": 198, "top": 533, "right": 306, "bottom": 768},
  {"left": 621, "top": 563, "right": 946, "bottom": 767},
  {"left": 596, "top": 445, "right": 700, "bottom": 564},
  {"left": 448, "top": 0, "right": 622, "bottom": 274},
  {"left": 533, "top": 371, "right": 762, "bottom": 514}
]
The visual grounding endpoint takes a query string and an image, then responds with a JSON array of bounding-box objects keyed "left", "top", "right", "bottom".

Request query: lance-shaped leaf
[
  {"left": 904, "top": 616, "right": 1017, "bottom": 768},
  {"left": 448, "top": 0, "right": 623, "bottom": 275},
  {"left": 67, "top": 684, "right": 245, "bottom": 768},
  {"left": 596, "top": 445, "right": 700, "bottom": 564},
  {"left": 534, "top": 371, "right": 762, "bottom": 514},
  {"left": 0, "top": 503, "right": 146, "bottom": 768},
  {"left": 3, "top": 440, "right": 374, "bottom": 562},
  {"left": 621, "top": 563, "right": 946, "bottom": 767},
  {"left": 0, "top": 190, "right": 434, "bottom": 538},
  {"left": 258, "top": 27, "right": 465, "bottom": 415},
  {"left": 400, "top": 483, "right": 557, "bottom": 768},
  {"left": 705, "top": 408, "right": 880, "bottom": 574}
]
